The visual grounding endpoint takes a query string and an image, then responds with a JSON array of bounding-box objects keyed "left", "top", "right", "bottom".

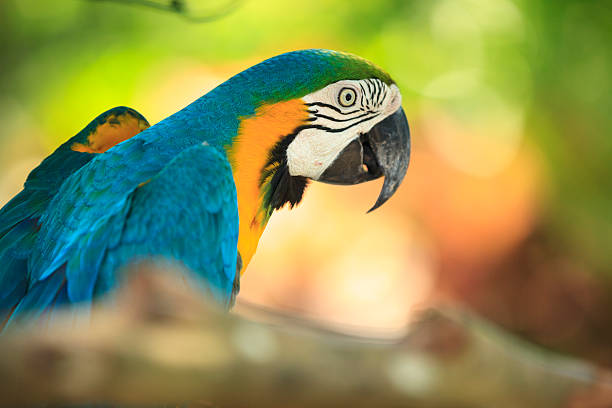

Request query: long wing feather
[
  {"left": 0, "top": 107, "right": 149, "bottom": 327},
  {"left": 6, "top": 143, "right": 238, "bottom": 328}
]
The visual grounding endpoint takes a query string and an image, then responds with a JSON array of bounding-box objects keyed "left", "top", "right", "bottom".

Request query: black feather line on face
[
  {"left": 260, "top": 131, "right": 309, "bottom": 214},
  {"left": 374, "top": 80, "right": 383, "bottom": 107}
]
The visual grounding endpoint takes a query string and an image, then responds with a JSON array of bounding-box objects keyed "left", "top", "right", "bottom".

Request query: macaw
[{"left": 0, "top": 49, "right": 410, "bottom": 328}]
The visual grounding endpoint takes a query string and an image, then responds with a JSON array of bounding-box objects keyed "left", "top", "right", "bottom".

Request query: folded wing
[
  {"left": 5, "top": 143, "right": 238, "bottom": 328},
  {"left": 0, "top": 106, "right": 149, "bottom": 327}
]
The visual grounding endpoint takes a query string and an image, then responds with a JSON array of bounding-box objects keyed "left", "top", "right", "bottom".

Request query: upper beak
[{"left": 317, "top": 107, "right": 411, "bottom": 212}]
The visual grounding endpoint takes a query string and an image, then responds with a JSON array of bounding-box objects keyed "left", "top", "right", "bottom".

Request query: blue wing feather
[
  {"left": 5, "top": 143, "right": 238, "bottom": 328},
  {"left": 0, "top": 107, "right": 149, "bottom": 325},
  {"left": 8, "top": 267, "right": 67, "bottom": 326},
  {"left": 100, "top": 144, "right": 239, "bottom": 306}
]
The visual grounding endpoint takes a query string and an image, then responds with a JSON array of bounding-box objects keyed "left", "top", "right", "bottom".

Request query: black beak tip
[
  {"left": 367, "top": 199, "right": 385, "bottom": 214},
  {"left": 366, "top": 177, "right": 401, "bottom": 213}
]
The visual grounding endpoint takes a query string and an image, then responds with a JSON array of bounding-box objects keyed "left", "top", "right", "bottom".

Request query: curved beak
[{"left": 318, "top": 107, "right": 411, "bottom": 212}]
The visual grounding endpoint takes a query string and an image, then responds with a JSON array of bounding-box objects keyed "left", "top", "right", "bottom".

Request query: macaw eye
[{"left": 338, "top": 87, "right": 357, "bottom": 107}]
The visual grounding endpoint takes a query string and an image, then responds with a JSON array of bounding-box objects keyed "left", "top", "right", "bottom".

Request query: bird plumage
[
  {"left": 0, "top": 49, "right": 410, "bottom": 329},
  {"left": 0, "top": 106, "right": 149, "bottom": 327}
]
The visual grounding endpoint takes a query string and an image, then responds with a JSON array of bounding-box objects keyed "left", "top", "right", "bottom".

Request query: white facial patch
[{"left": 287, "top": 79, "right": 402, "bottom": 180}]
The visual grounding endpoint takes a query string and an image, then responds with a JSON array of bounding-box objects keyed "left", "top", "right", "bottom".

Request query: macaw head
[
  {"left": 280, "top": 76, "right": 409, "bottom": 213},
  {"left": 199, "top": 49, "right": 410, "bottom": 271}
]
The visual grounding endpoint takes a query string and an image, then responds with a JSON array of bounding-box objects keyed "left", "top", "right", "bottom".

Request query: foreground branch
[{"left": 0, "top": 265, "right": 610, "bottom": 408}]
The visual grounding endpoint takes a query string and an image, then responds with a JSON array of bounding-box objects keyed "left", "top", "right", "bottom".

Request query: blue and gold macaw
[{"left": 0, "top": 49, "right": 410, "bottom": 327}]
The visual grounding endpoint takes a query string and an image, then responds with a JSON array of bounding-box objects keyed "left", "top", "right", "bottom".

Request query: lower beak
[{"left": 318, "top": 107, "right": 411, "bottom": 212}]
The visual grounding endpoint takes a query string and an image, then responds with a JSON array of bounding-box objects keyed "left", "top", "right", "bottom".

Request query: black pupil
[{"left": 345, "top": 92, "right": 352, "bottom": 101}]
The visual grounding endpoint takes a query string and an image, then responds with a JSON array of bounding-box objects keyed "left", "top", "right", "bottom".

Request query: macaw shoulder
[
  {"left": 69, "top": 106, "right": 150, "bottom": 154},
  {"left": 0, "top": 106, "right": 150, "bottom": 239},
  {"left": 20, "top": 106, "right": 149, "bottom": 192}
]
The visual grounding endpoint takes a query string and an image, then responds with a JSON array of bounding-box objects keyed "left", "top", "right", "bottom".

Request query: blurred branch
[
  {"left": 88, "top": 0, "right": 245, "bottom": 22},
  {"left": 0, "top": 265, "right": 611, "bottom": 408}
]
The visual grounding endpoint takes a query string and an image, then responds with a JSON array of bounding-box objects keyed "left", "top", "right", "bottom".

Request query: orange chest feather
[{"left": 227, "top": 98, "right": 309, "bottom": 274}]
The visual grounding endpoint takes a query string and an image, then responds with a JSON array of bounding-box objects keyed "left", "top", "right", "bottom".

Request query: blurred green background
[{"left": 1, "top": 0, "right": 611, "bottom": 366}]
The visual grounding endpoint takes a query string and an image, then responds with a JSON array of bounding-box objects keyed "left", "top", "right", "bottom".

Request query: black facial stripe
[
  {"left": 359, "top": 83, "right": 367, "bottom": 108},
  {"left": 366, "top": 79, "right": 374, "bottom": 95},
  {"left": 294, "top": 112, "right": 380, "bottom": 134},
  {"left": 374, "top": 80, "right": 383, "bottom": 106},
  {"left": 372, "top": 79, "right": 380, "bottom": 107},
  {"left": 313, "top": 111, "right": 372, "bottom": 123},
  {"left": 305, "top": 79, "right": 391, "bottom": 133},
  {"left": 305, "top": 102, "right": 361, "bottom": 115}
]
